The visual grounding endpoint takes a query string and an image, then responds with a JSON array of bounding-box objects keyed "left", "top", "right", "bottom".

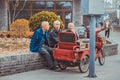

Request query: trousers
[{"left": 39, "top": 45, "right": 55, "bottom": 69}]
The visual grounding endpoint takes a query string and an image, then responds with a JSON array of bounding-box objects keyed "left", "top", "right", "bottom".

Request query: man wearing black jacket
[{"left": 49, "top": 20, "right": 62, "bottom": 48}]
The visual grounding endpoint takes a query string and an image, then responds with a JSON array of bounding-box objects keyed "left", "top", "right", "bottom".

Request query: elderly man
[
  {"left": 66, "top": 22, "right": 79, "bottom": 39},
  {"left": 30, "top": 21, "right": 56, "bottom": 70},
  {"left": 49, "top": 20, "right": 62, "bottom": 48},
  {"left": 66, "top": 22, "right": 76, "bottom": 33},
  {"left": 66, "top": 22, "right": 79, "bottom": 45}
]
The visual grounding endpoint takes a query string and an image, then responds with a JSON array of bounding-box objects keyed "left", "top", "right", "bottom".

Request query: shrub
[
  {"left": 10, "top": 19, "right": 30, "bottom": 37},
  {"left": 29, "top": 11, "right": 64, "bottom": 31},
  {"left": 22, "top": 31, "right": 33, "bottom": 38}
]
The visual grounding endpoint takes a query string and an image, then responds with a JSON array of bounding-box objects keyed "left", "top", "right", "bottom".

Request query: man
[
  {"left": 64, "top": 22, "right": 80, "bottom": 45},
  {"left": 66, "top": 22, "right": 76, "bottom": 33},
  {"left": 66, "top": 22, "right": 79, "bottom": 39},
  {"left": 104, "top": 19, "right": 111, "bottom": 38},
  {"left": 49, "top": 20, "right": 62, "bottom": 48},
  {"left": 30, "top": 21, "right": 56, "bottom": 70}
]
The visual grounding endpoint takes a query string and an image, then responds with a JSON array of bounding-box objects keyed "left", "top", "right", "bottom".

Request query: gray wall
[
  {"left": 73, "top": 0, "right": 82, "bottom": 27},
  {"left": 0, "top": 0, "right": 82, "bottom": 31}
]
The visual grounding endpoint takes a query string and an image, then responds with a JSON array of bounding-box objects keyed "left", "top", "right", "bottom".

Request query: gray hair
[
  {"left": 53, "top": 20, "right": 60, "bottom": 25},
  {"left": 68, "top": 22, "right": 75, "bottom": 28},
  {"left": 41, "top": 21, "right": 49, "bottom": 27}
]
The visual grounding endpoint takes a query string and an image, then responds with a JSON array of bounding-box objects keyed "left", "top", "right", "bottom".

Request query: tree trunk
[{"left": 0, "top": 0, "right": 8, "bottom": 31}]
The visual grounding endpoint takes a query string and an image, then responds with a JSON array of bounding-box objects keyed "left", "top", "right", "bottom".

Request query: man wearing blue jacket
[{"left": 30, "top": 21, "right": 56, "bottom": 70}]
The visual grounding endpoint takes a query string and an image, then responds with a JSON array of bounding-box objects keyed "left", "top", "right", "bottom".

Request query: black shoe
[{"left": 49, "top": 66, "right": 60, "bottom": 71}]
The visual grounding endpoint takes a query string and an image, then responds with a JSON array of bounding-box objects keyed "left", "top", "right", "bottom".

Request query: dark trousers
[
  {"left": 38, "top": 46, "right": 55, "bottom": 69},
  {"left": 105, "top": 29, "right": 110, "bottom": 38}
]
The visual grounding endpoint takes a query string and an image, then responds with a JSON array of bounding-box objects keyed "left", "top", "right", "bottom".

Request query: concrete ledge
[
  {"left": 0, "top": 52, "right": 46, "bottom": 76},
  {"left": 0, "top": 43, "right": 118, "bottom": 77},
  {"left": 113, "top": 27, "right": 120, "bottom": 32},
  {"left": 103, "top": 43, "right": 118, "bottom": 56}
]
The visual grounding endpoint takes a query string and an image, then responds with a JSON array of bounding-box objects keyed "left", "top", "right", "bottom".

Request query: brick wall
[{"left": 0, "top": 52, "right": 46, "bottom": 76}]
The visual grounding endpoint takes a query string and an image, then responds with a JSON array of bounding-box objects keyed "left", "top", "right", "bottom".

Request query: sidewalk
[{"left": 0, "top": 30, "right": 120, "bottom": 80}]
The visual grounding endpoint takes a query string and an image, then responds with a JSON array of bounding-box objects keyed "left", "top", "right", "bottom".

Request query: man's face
[
  {"left": 42, "top": 24, "right": 49, "bottom": 31},
  {"left": 44, "top": 25, "right": 50, "bottom": 31},
  {"left": 54, "top": 23, "right": 60, "bottom": 30},
  {"left": 68, "top": 26, "right": 74, "bottom": 31}
]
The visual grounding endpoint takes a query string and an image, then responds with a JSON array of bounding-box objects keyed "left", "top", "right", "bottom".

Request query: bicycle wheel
[
  {"left": 58, "top": 62, "right": 67, "bottom": 70},
  {"left": 79, "top": 55, "right": 89, "bottom": 73},
  {"left": 98, "top": 49, "right": 105, "bottom": 65}
]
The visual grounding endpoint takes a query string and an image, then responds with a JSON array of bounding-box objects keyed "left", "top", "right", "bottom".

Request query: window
[
  {"left": 56, "top": 12, "right": 62, "bottom": 19},
  {"left": 32, "top": 2, "right": 46, "bottom": 9},
  {"left": 56, "top": 2, "right": 72, "bottom": 10},
  {"left": 46, "top": 2, "right": 54, "bottom": 9},
  {"left": 16, "top": 1, "right": 30, "bottom": 9},
  {"left": 65, "top": 12, "right": 72, "bottom": 28},
  {"left": 9, "top": 1, "right": 73, "bottom": 26}
]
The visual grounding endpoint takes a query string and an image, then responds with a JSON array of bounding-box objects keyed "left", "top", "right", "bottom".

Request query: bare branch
[
  {"left": 14, "top": 0, "right": 27, "bottom": 20},
  {"left": 12, "top": 0, "right": 20, "bottom": 21}
]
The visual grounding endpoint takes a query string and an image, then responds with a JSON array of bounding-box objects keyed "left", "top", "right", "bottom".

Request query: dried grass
[{"left": 0, "top": 38, "right": 30, "bottom": 54}]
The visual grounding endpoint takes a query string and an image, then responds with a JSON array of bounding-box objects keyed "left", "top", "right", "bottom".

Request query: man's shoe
[
  {"left": 54, "top": 68, "right": 61, "bottom": 72},
  {"left": 49, "top": 66, "right": 60, "bottom": 71}
]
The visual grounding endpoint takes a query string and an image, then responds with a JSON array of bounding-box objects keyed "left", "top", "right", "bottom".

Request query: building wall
[
  {"left": 73, "top": 0, "right": 82, "bottom": 27},
  {"left": 9, "top": 0, "right": 73, "bottom": 29},
  {"left": 112, "top": 0, "right": 120, "bottom": 9},
  {"left": 0, "top": 0, "right": 8, "bottom": 31},
  {"left": 0, "top": 0, "right": 83, "bottom": 31}
]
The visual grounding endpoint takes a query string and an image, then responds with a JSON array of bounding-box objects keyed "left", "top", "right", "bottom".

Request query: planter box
[
  {"left": 113, "top": 26, "right": 120, "bottom": 32},
  {"left": 0, "top": 43, "right": 118, "bottom": 77},
  {"left": 103, "top": 43, "right": 118, "bottom": 56}
]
